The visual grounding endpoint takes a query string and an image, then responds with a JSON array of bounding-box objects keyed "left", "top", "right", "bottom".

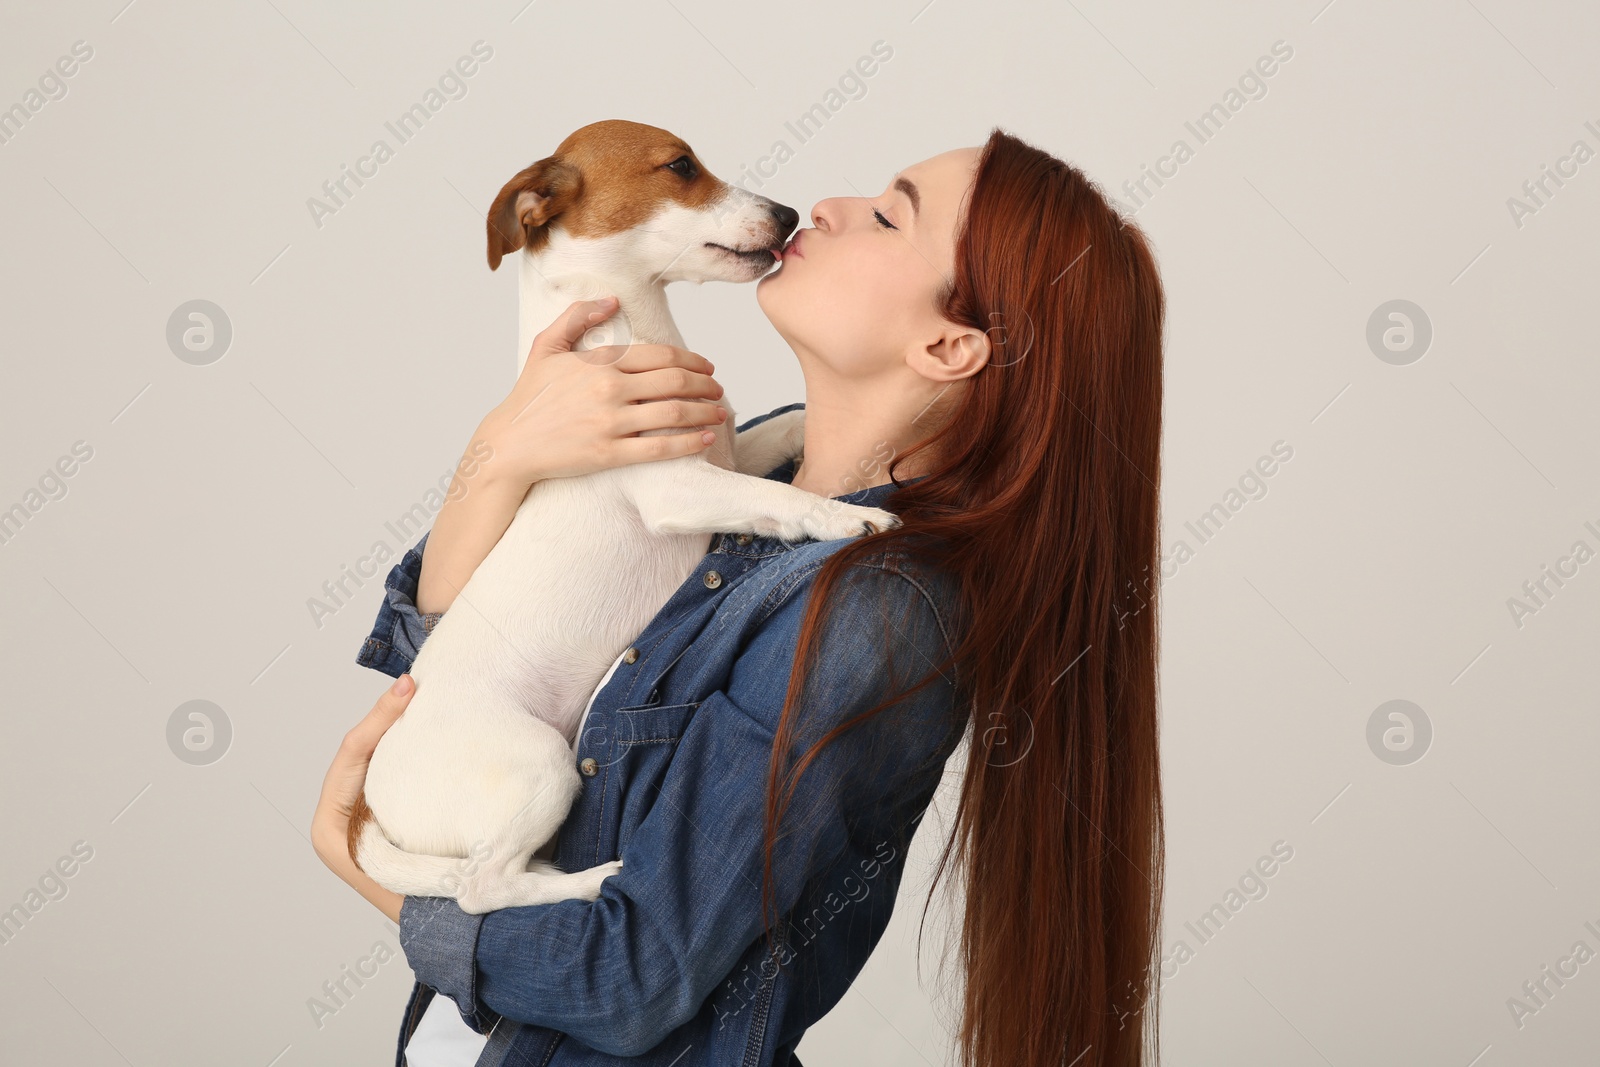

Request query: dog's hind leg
[
  {"left": 457, "top": 838, "right": 624, "bottom": 914},
  {"left": 355, "top": 817, "right": 481, "bottom": 899}
]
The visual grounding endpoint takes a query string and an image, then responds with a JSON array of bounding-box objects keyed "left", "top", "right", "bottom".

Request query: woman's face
[{"left": 756, "top": 147, "right": 983, "bottom": 384}]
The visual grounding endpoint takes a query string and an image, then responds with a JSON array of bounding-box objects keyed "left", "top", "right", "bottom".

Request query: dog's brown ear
[{"left": 487, "top": 157, "right": 581, "bottom": 270}]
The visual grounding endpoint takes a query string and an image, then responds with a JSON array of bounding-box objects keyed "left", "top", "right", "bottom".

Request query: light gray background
[{"left": 2, "top": 1, "right": 1596, "bottom": 1064}]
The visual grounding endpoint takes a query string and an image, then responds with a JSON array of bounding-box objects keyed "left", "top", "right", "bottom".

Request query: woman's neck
[{"left": 789, "top": 373, "right": 938, "bottom": 499}]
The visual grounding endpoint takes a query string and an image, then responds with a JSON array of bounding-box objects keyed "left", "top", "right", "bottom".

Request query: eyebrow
[{"left": 893, "top": 175, "right": 920, "bottom": 220}]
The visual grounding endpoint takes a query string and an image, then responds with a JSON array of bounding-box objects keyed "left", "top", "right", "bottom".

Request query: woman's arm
[
  {"left": 416, "top": 296, "right": 730, "bottom": 614},
  {"left": 415, "top": 449, "right": 535, "bottom": 616},
  {"left": 387, "top": 562, "right": 964, "bottom": 1056},
  {"left": 357, "top": 403, "right": 807, "bottom": 680}
]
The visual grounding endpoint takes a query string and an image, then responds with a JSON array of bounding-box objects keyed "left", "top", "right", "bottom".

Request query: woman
[{"left": 313, "top": 126, "right": 1166, "bottom": 1067}]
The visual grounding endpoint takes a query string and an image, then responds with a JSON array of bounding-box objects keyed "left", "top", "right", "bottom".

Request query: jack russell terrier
[{"left": 348, "top": 120, "right": 900, "bottom": 914}]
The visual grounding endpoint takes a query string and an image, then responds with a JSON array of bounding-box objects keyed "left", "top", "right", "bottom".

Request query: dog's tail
[{"left": 349, "top": 792, "right": 469, "bottom": 899}]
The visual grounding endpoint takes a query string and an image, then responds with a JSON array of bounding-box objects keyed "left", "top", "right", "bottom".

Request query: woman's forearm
[
  {"left": 314, "top": 822, "right": 404, "bottom": 923},
  {"left": 417, "top": 433, "right": 532, "bottom": 614}
]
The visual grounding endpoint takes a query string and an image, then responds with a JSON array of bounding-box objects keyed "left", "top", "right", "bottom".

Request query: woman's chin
[{"left": 753, "top": 283, "right": 799, "bottom": 341}]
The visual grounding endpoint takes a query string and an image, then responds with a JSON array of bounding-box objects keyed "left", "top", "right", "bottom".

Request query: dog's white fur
[{"left": 355, "top": 145, "right": 899, "bottom": 915}]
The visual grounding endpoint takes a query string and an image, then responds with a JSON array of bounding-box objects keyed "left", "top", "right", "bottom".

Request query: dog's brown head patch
[{"left": 486, "top": 119, "right": 731, "bottom": 270}]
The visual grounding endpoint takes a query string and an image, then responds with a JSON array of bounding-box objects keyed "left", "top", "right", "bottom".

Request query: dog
[{"left": 348, "top": 120, "right": 901, "bottom": 914}]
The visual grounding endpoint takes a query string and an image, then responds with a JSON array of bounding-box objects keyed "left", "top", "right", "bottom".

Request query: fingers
[
  {"left": 609, "top": 427, "right": 721, "bottom": 465},
  {"left": 607, "top": 342, "right": 715, "bottom": 377},
  {"left": 615, "top": 398, "right": 727, "bottom": 437},
  {"left": 615, "top": 366, "right": 724, "bottom": 405},
  {"left": 530, "top": 297, "right": 620, "bottom": 361}
]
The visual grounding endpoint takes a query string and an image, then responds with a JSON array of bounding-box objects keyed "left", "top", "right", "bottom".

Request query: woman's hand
[
  {"left": 417, "top": 296, "right": 731, "bottom": 613},
  {"left": 311, "top": 674, "right": 417, "bottom": 923},
  {"left": 478, "top": 296, "right": 730, "bottom": 489}
]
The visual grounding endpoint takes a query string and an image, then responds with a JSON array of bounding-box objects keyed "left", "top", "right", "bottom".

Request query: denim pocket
[
  {"left": 606, "top": 700, "right": 700, "bottom": 860},
  {"left": 613, "top": 700, "right": 700, "bottom": 746}
]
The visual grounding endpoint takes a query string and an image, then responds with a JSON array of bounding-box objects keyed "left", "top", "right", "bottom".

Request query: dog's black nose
[{"left": 770, "top": 203, "right": 799, "bottom": 235}]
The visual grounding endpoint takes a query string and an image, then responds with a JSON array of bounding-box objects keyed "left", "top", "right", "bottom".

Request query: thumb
[
  {"left": 538, "top": 296, "right": 620, "bottom": 358},
  {"left": 377, "top": 672, "right": 415, "bottom": 714},
  {"left": 353, "top": 673, "right": 415, "bottom": 748}
]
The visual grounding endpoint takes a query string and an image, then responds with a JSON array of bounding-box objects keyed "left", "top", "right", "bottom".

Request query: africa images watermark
[
  {"left": 0, "top": 840, "right": 96, "bottom": 949},
  {"left": 724, "top": 40, "right": 896, "bottom": 203},
  {"left": 1104, "top": 840, "right": 1296, "bottom": 1033},
  {"left": 709, "top": 838, "right": 901, "bottom": 1032},
  {"left": 1504, "top": 916, "right": 1600, "bottom": 1032},
  {"left": 306, "top": 440, "right": 493, "bottom": 629},
  {"left": 1504, "top": 518, "right": 1600, "bottom": 631},
  {"left": 1113, "top": 440, "right": 1296, "bottom": 629},
  {"left": 306, "top": 931, "right": 403, "bottom": 1030},
  {"left": 305, "top": 40, "right": 494, "bottom": 229},
  {"left": 1505, "top": 118, "right": 1600, "bottom": 230},
  {"left": 0, "top": 39, "right": 94, "bottom": 148},
  {"left": 773, "top": 436, "right": 900, "bottom": 539},
  {"left": 0, "top": 440, "right": 95, "bottom": 549},
  {"left": 1115, "top": 39, "right": 1295, "bottom": 215}
]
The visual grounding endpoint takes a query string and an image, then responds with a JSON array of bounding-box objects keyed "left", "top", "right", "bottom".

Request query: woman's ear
[{"left": 915, "top": 326, "right": 991, "bottom": 382}]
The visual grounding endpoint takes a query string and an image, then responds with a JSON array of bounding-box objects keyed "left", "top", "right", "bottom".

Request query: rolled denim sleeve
[
  {"left": 395, "top": 560, "right": 961, "bottom": 1057},
  {"left": 399, "top": 895, "right": 501, "bottom": 1033},
  {"left": 355, "top": 531, "right": 444, "bottom": 679}
]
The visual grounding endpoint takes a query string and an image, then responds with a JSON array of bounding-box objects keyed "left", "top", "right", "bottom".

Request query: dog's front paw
[
  {"left": 570, "top": 858, "right": 624, "bottom": 901},
  {"left": 801, "top": 503, "right": 901, "bottom": 542}
]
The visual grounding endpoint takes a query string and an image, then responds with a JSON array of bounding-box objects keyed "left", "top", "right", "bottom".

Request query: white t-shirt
[{"left": 404, "top": 645, "right": 630, "bottom": 1066}]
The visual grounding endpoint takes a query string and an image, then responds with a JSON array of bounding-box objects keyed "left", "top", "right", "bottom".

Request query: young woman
[{"left": 312, "top": 127, "right": 1167, "bottom": 1067}]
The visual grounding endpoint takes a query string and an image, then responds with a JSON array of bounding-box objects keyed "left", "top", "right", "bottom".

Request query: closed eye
[{"left": 871, "top": 206, "right": 897, "bottom": 231}]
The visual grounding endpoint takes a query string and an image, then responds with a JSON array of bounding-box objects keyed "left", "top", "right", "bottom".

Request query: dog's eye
[{"left": 664, "top": 156, "right": 696, "bottom": 179}]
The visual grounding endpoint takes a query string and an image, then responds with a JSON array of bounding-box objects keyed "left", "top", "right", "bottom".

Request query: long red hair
[{"left": 761, "top": 127, "right": 1167, "bottom": 1067}]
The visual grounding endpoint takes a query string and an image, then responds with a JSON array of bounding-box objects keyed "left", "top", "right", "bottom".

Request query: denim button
[
  {"left": 735, "top": 533, "right": 753, "bottom": 545},
  {"left": 579, "top": 757, "right": 598, "bottom": 776},
  {"left": 703, "top": 570, "right": 722, "bottom": 589},
  {"left": 623, "top": 646, "right": 638, "bottom": 664}
]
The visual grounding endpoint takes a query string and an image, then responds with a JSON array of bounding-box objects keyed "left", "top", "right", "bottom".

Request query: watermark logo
[
  {"left": 166, "top": 300, "right": 232, "bottom": 365},
  {"left": 984, "top": 304, "right": 1035, "bottom": 369},
  {"left": 981, "top": 704, "right": 1035, "bottom": 768},
  {"left": 1365, "top": 299, "right": 1431, "bottom": 366},
  {"left": 1366, "top": 699, "right": 1431, "bottom": 765},
  {"left": 167, "top": 700, "right": 232, "bottom": 766}
]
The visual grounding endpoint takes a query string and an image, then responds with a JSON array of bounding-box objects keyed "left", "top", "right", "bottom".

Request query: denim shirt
[{"left": 355, "top": 402, "right": 969, "bottom": 1067}]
